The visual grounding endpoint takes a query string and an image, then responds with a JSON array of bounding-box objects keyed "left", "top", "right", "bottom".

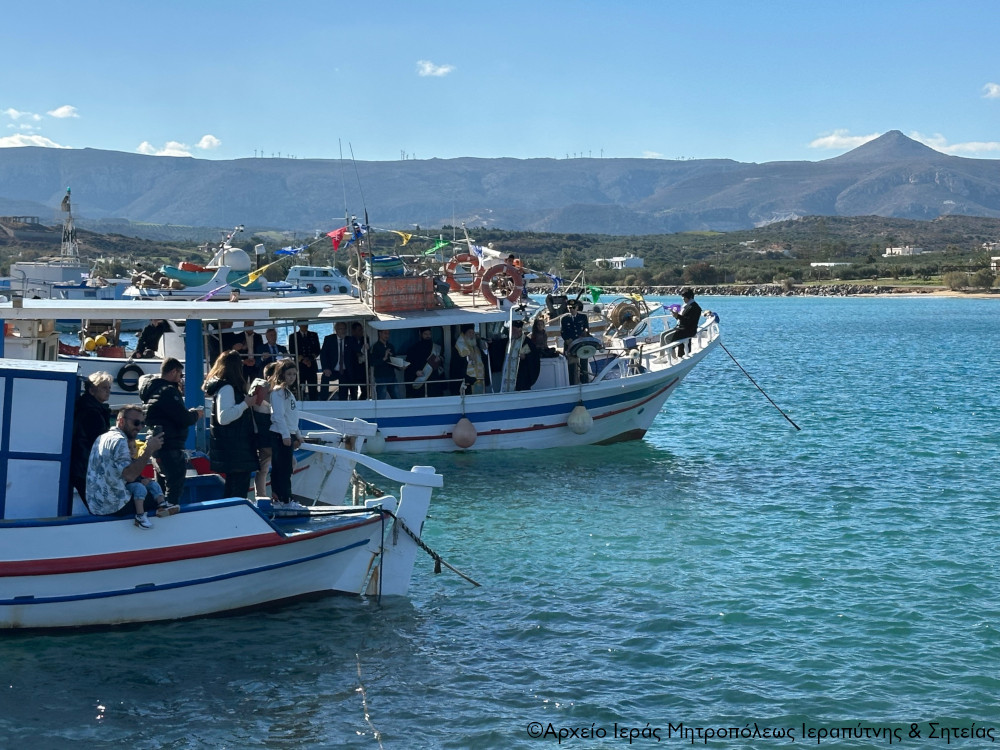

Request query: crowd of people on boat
[
  {"left": 69, "top": 347, "right": 310, "bottom": 528},
  {"left": 68, "top": 288, "right": 705, "bottom": 526}
]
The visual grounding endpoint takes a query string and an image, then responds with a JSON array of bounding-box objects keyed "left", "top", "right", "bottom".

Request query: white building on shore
[
  {"left": 883, "top": 246, "right": 923, "bottom": 257},
  {"left": 595, "top": 254, "right": 644, "bottom": 270}
]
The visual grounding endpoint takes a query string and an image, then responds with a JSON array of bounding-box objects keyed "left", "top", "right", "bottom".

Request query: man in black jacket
[
  {"left": 668, "top": 287, "right": 702, "bottom": 356},
  {"left": 139, "top": 358, "right": 204, "bottom": 511},
  {"left": 320, "top": 321, "right": 360, "bottom": 400},
  {"left": 69, "top": 371, "right": 113, "bottom": 510}
]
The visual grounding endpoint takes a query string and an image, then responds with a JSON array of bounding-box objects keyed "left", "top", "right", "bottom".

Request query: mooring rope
[
  {"left": 382, "top": 508, "right": 481, "bottom": 588},
  {"left": 719, "top": 340, "right": 801, "bottom": 431},
  {"left": 348, "top": 470, "right": 480, "bottom": 587}
]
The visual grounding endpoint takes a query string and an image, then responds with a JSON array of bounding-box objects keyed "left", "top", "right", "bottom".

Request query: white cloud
[
  {"left": 47, "top": 105, "right": 80, "bottom": 119},
  {"left": 0, "top": 133, "right": 70, "bottom": 149},
  {"left": 809, "top": 129, "right": 882, "bottom": 150},
  {"left": 982, "top": 83, "right": 1000, "bottom": 99},
  {"left": 642, "top": 151, "right": 664, "bottom": 159},
  {"left": 909, "top": 130, "right": 1000, "bottom": 156},
  {"left": 416, "top": 60, "right": 455, "bottom": 77},
  {"left": 2, "top": 108, "right": 42, "bottom": 122},
  {"left": 196, "top": 134, "right": 221, "bottom": 150},
  {"left": 136, "top": 140, "right": 193, "bottom": 157}
]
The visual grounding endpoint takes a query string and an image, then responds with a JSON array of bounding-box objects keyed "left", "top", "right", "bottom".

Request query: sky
[{"left": 3, "top": 0, "right": 1000, "bottom": 164}]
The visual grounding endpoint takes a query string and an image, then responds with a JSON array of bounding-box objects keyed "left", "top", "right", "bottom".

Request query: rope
[
  {"left": 719, "top": 341, "right": 801, "bottom": 431},
  {"left": 346, "top": 470, "right": 480, "bottom": 586},
  {"left": 382, "top": 508, "right": 481, "bottom": 587}
]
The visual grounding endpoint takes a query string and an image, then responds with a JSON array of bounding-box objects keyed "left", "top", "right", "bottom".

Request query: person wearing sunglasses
[{"left": 85, "top": 405, "right": 165, "bottom": 529}]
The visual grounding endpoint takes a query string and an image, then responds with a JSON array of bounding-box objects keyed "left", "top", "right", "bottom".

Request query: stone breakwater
[{"left": 527, "top": 284, "right": 946, "bottom": 297}]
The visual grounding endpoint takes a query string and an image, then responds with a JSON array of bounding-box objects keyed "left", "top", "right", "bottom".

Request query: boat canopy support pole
[{"left": 185, "top": 319, "right": 206, "bottom": 451}]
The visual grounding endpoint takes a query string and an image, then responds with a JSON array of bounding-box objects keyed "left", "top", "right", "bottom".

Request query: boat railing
[
  {"left": 646, "top": 316, "right": 721, "bottom": 367},
  {"left": 298, "top": 442, "right": 443, "bottom": 489}
]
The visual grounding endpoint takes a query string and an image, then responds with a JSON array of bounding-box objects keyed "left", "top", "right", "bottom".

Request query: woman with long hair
[
  {"left": 251, "top": 361, "right": 278, "bottom": 498},
  {"left": 268, "top": 358, "right": 306, "bottom": 511},
  {"left": 202, "top": 350, "right": 258, "bottom": 499}
]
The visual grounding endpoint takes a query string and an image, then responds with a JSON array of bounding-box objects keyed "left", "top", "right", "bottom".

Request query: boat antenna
[
  {"left": 338, "top": 139, "right": 349, "bottom": 229},
  {"left": 718, "top": 341, "right": 801, "bottom": 431},
  {"left": 349, "top": 142, "right": 368, "bottom": 228}
]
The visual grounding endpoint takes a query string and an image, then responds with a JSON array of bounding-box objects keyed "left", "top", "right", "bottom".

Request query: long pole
[{"left": 719, "top": 341, "right": 801, "bottom": 431}]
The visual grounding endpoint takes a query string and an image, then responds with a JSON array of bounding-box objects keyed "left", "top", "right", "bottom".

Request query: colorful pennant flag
[
  {"left": 326, "top": 227, "right": 348, "bottom": 251},
  {"left": 424, "top": 238, "right": 451, "bottom": 256}
]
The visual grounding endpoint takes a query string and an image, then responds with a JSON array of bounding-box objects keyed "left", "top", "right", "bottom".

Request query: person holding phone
[
  {"left": 139, "top": 357, "right": 204, "bottom": 512},
  {"left": 268, "top": 359, "right": 306, "bottom": 511}
]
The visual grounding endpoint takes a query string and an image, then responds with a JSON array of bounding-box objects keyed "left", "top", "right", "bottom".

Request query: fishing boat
[
  {"left": 0, "top": 299, "right": 442, "bottom": 630},
  {"left": 3, "top": 251, "right": 720, "bottom": 454},
  {"left": 283, "top": 265, "right": 353, "bottom": 295},
  {"left": 123, "top": 265, "right": 326, "bottom": 301}
]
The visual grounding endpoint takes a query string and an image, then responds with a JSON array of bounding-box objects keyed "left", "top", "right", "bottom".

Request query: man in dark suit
[
  {"left": 320, "top": 321, "right": 359, "bottom": 401},
  {"left": 291, "top": 323, "right": 321, "bottom": 399},
  {"left": 207, "top": 321, "right": 241, "bottom": 366},
  {"left": 240, "top": 321, "right": 266, "bottom": 381},
  {"left": 668, "top": 287, "right": 702, "bottom": 357},
  {"left": 405, "top": 327, "right": 445, "bottom": 397},
  {"left": 258, "top": 328, "right": 288, "bottom": 372},
  {"left": 560, "top": 300, "right": 591, "bottom": 385}
]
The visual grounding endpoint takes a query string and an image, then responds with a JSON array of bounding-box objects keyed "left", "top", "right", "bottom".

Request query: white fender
[
  {"left": 452, "top": 417, "right": 477, "bottom": 448},
  {"left": 365, "top": 430, "right": 386, "bottom": 454},
  {"left": 567, "top": 404, "right": 593, "bottom": 435}
]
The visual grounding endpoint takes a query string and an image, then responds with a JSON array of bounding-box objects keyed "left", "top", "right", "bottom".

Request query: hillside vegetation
[{"left": 2, "top": 214, "right": 996, "bottom": 290}]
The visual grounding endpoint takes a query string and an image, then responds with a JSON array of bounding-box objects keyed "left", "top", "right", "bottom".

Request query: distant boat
[{"left": 283, "top": 265, "right": 353, "bottom": 295}]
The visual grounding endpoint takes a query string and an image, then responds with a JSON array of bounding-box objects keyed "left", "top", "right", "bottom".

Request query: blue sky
[{"left": 3, "top": 0, "right": 1000, "bottom": 163}]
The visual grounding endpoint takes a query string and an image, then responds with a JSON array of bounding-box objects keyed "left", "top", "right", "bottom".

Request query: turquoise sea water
[{"left": 3, "top": 296, "right": 999, "bottom": 748}]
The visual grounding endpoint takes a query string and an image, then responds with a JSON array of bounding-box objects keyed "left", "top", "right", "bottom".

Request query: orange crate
[{"left": 372, "top": 276, "right": 437, "bottom": 312}]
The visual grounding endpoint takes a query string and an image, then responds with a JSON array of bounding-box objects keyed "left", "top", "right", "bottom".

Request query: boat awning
[
  {"left": 363, "top": 307, "right": 512, "bottom": 330},
  {"left": 0, "top": 295, "right": 375, "bottom": 323}
]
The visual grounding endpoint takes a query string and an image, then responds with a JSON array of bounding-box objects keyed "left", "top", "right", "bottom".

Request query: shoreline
[{"left": 527, "top": 284, "right": 1000, "bottom": 300}]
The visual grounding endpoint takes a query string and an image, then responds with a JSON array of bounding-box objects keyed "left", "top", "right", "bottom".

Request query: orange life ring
[
  {"left": 445, "top": 253, "right": 482, "bottom": 293},
  {"left": 480, "top": 263, "right": 524, "bottom": 305}
]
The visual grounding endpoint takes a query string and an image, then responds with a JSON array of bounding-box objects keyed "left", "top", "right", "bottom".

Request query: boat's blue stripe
[
  {"left": 302, "top": 379, "right": 668, "bottom": 430},
  {"left": 0, "top": 537, "right": 370, "bottom": 607}
]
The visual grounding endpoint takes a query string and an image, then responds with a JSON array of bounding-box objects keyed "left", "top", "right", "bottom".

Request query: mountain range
[{"left": 1, "top": 131, "right": 999, "bottom": 236}]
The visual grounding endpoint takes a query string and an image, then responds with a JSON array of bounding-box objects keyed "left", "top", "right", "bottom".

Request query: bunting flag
[
  {"left": 424, "top": 238, "right": 451, "bottom": 256},
  {"left": 326, "top": 227, "right": 348, "bottom": 251},
  {"left": 241, "top": 264, "right": 271, "bottom": 287},
  {"left": 275, "top": 245, "right": 306, "bottom": 256},
  {"left": 469, "top": 244, "right": 486, "bottom": 258},
  {"left": 587, "top": 285, "right": 603, "bottom": 303},
  {"left": 389, "top": 230, "right": 413, "bottom": 246},
  {"left": 340, "top": 222, "right": 368, "bottom": 251},
  {"left": 543, "top": 272, "right": 563, "bottom": 291}
]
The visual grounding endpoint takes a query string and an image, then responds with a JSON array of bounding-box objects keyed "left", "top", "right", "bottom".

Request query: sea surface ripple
[{"left": 2, "top": 296, "right": 998, "bottom": 748}]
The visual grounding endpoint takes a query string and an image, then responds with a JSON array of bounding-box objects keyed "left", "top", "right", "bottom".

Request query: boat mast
[{"left": 59, "top": 187, "right": 80, "bottom": 263}]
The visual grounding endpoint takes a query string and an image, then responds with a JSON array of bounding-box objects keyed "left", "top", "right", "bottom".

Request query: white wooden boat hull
[
  {"left": 0, "top": 492, "right": 428, "bottom": 630},
  {"left": 301, "top": 331, "right": 719, "bottom": 453}
]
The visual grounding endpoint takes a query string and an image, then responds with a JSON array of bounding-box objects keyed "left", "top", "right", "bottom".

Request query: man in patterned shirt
[{"left": 86, "top": 404, "right": 164, "bottom": 529}]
